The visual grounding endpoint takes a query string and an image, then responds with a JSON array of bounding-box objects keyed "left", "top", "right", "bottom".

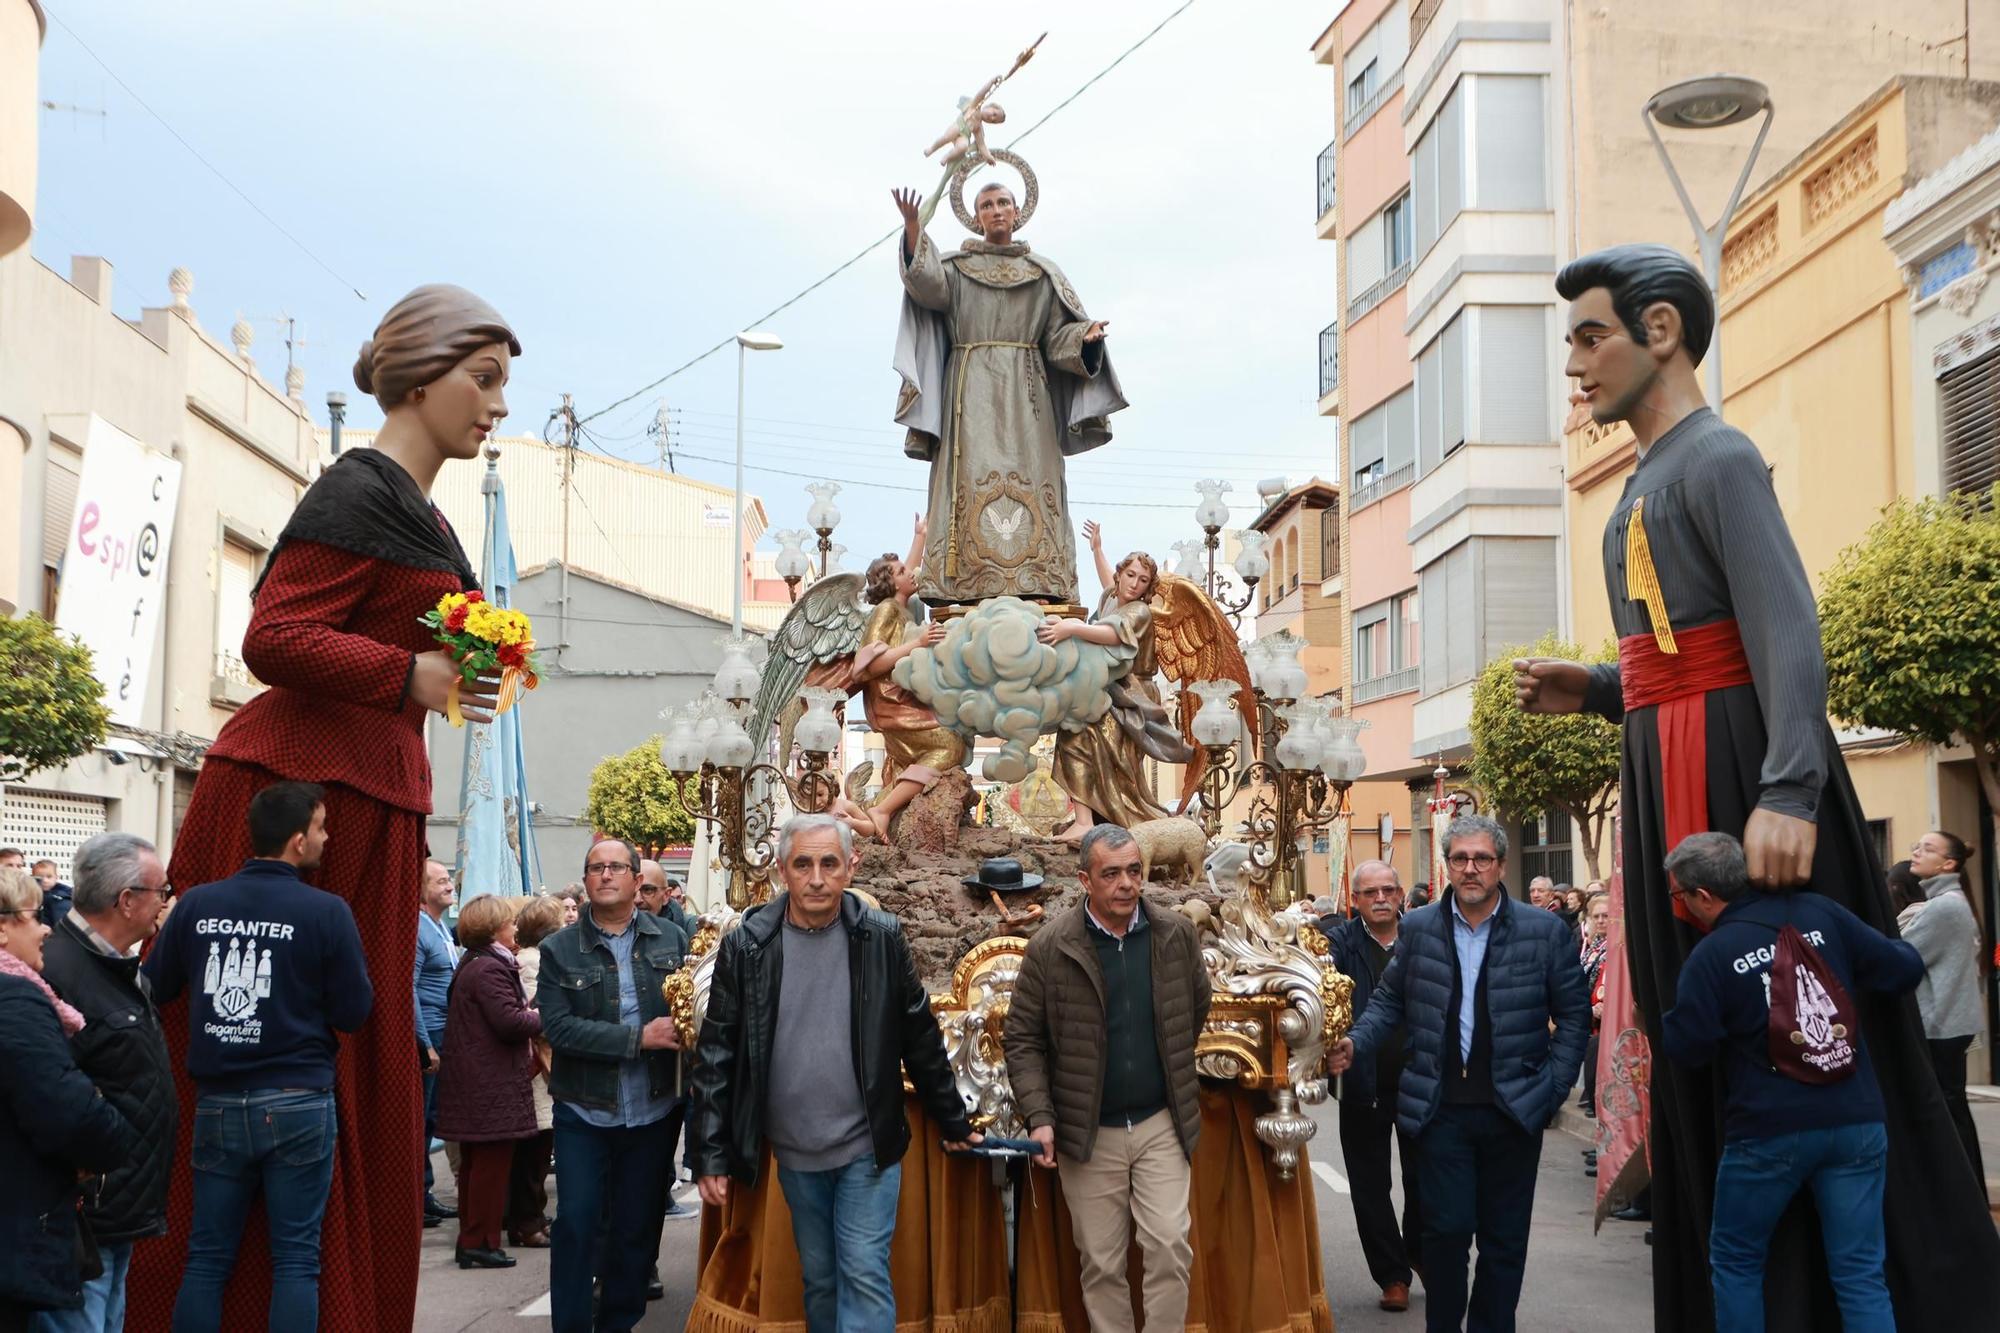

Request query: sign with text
[
  {"left": 701, "top": 502, "right": 733, "bottom": 528},
  {"left": 56, "top": 415, "right": 182, "bottom": 726}
]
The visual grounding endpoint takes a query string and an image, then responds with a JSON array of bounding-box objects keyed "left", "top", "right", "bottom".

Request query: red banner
[{"left": 1593, "top": 810, "right": 1651, "bottom": 1228}]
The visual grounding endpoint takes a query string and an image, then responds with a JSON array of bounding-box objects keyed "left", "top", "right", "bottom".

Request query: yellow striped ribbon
[{"left": 1625, "top": 496, "right": 1678, "bottom": 654}]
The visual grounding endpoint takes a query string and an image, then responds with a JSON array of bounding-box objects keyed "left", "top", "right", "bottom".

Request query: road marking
[
  {"left": 1311, "top": 1161, "right": 1349, "bottom": 1195},
  {"left": 517, "top": 1293, "right": 552, "bottom": 1317}
]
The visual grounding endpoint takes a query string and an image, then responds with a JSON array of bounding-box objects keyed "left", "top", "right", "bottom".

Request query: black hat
[{"left": 963, "top": 857, "right": 1044, "bottom": 893}]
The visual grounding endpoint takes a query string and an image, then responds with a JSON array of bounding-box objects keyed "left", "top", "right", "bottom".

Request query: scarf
[
  {"left": 0, "top": 947, "right": 85, "bottom": 1035},
  {"left": 255, "top": 447, "right": 478, "bottom": 598}
]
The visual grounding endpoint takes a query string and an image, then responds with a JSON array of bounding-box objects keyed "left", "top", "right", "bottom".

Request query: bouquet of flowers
[{"left": 420, "top": 590, "right": 540, "bottom": 727}]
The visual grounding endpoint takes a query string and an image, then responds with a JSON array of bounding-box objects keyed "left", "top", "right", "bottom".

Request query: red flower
[
  {"left": 497, "top": 642, "right": 527, "bottom": 670},
  {"left": 445, "top": 604, "right": 470, "bottom": 632},
  {"left": 465, "top": 590, "right": 485, "bottom": 603}
]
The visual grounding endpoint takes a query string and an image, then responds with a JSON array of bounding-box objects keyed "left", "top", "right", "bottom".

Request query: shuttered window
[
  {"left": 1440, "top": 316, "right": 1466, "bottom": 458},
  {"left": 1347, "top": 210, "right": 1387, "bottom": 297},
  {"left": 1385, "top": 386, "right": 1416, "bottom": 476},
  {"left": 216, "top": 539, "right": 260, "bottom": 681},
  {"left": 1412, "top": 84, "right": 1463, "bottom": 255},
  {"left": 1420, "top": 540, "right": 1474, "bottom": 696},
  {"left": 1477, "top": 537, "right": 1559, "bottom": 663},
  {"left": 1941, "top": 346, "right": 2000, "bottom": 496},
  {"left": 42, "top": 447, "right": 81, "bottom": 570},
  {"left": 1417, "top": 338, "right": 1442, "bottom": 475},
  {"left": 1477, "top": 306, "right": 1550, "bottom": 442},
  {"left": 1472, "top": 77, "right": 1548, "bottom": 211},
  {"left": 1321, "top": 504, "right": 1341, "bottom": 579},
  {"left": 1350, "top": 401, "right": 1388, "bottom": 490}
]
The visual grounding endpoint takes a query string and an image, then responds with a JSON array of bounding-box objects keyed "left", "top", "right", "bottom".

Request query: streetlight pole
[
  {"left": 731, "top": 330, "right": 784, "bottom": 634},
  {"left": 1643, "top": 75, "right": 1774, "bottom": 413}
]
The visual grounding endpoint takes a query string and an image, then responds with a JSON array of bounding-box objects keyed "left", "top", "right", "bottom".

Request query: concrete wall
[{"left": 424, "top": 564, "right": 735, "bottom": 887}]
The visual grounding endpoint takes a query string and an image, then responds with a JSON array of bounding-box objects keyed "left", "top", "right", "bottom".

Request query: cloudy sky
[{"left": 30, "top": 0, "right": 1348, "bottom": 585}]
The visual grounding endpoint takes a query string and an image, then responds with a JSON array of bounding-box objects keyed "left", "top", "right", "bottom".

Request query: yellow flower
[
  {"left": 435, "top": 592, "right": 471, "bottom": 619},
  {"left": 461, "top": 603, "right": 535, "bottom": 647}
]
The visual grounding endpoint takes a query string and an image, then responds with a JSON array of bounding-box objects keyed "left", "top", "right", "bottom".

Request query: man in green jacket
[{"left": 1003, "top": 823, "right": 1212, "bottom": 1332}]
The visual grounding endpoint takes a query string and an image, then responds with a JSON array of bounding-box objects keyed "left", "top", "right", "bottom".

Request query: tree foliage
[
  {"left": 584, "top": 735, "right": 695, "bottom": 852},
  {"left": 1467, "top": 631, "right": 1622, "bottom": 878},
  {"left": 1819, "top": 488, "right": 2000, "bottom": 814},
  {"left": 0, "top": 614, "right": 111, "bottom": 777}
]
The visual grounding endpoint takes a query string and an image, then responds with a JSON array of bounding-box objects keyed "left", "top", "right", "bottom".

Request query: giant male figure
[
  {"left": 891, "top": 173, "right": 1125, "bottom": 606},
  {"left": 1516, "top": 243, "right": 1999, "bottom": 1330}
]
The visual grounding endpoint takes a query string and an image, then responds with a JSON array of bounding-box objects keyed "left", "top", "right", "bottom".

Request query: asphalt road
[{"left": 414, "top": 1096, "right": 1654, "bottom": 1332}]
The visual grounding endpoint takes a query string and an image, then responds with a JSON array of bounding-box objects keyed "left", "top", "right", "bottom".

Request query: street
[{"left": 413, "top": 1096, "right": 1653, "bottom": 1331}]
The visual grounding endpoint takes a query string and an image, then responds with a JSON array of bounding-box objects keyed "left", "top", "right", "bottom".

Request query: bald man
[{"left": 1320, "top": 861, "right": 1423, "bottom": 1313}]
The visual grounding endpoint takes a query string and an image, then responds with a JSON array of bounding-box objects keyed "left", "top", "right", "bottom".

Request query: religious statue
[
  {"left": 916, "top": 33, "right": 1046, "bottom": 221},
  {"left": 1519, "top": 243, "right": 2000, "bottom": 1330},
  {"left": 891, "top": 156, "right": 1126, "bottom": 606}
]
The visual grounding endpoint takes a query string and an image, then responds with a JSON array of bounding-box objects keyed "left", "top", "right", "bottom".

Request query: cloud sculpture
[{"left": 893, "top": 596, "right": 1126, "bottom": 784}]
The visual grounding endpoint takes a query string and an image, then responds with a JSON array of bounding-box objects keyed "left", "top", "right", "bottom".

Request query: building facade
[
  {"left": 0, "top": 254, "right": 319, "bottom": 871},
  {"left": 1313, "top": 0, "right": 2000, "bottom": 888}
]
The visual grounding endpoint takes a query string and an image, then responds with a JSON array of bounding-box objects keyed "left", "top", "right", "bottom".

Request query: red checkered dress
[{"left": 129, "top": 538, "right": 463, "bottom": 1333}]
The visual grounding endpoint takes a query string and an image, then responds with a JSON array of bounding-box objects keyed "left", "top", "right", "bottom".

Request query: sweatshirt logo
[{"left": 203, "top": 936, "right": 274, "bottom": 1038}]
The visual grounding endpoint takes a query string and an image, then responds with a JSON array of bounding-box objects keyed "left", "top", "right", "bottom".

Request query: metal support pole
[{"left": 732, "top": 342, "right": 746, "bottom": 635}]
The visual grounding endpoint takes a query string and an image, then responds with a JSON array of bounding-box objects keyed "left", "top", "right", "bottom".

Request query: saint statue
[{"left": 890, "top": 165, "right": 1126, "bottom": 606}]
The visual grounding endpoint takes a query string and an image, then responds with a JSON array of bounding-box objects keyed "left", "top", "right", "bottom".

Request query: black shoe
[
  {"left": 456, "top": 1246, "right": 517, "bottom": 1269},
  {"left": 647, "top": 1264, "right": 664, "bottom": 1301},
  {"left": 1611, "top": 1204, "right": 1651, "bottom": 1222},
  {"left": 422, "top": 1212, "right": 444, "bottom": 1229},
  {"left": 425, "top": 1194, "right": 457, "bottom": 1220},
  {"left": 1644, "top": 1228, "right": 1654, "bottom": 1246}
]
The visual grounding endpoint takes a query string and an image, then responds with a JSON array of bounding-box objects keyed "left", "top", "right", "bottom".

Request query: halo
[{"left": 952, "top": 149, "right": 1038, "bottom": 236}]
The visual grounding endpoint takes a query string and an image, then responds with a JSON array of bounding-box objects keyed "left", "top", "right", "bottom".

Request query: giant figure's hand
[
  {"left": 1744, "top": 807, "right": 1817, "bottom": 889},
  {"left": 411, "top": 650, "right": 499, "bottom": 724},
  {"left": 1513, "top": 658, "right": 1589, "bottom": 715}
]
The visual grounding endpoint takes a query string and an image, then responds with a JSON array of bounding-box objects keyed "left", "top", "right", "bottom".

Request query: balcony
[
  {"left": 1318, "top": 322, "right": 1340, "bottom": 412},
  {"left": 1351, "top": 461, "right": 1415, "bottom": 512},
  {"left": 1317, "top": 139, "right": 1338, "bottom": 223},
  {"left": 1354, "top": 666, "right": 1420, "bottom": 705},
  {"left": 210, "top": 650, "right": 262, "bottom": 709}
]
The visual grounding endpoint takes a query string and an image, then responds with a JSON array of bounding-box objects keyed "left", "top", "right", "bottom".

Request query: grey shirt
[
  {"left": 1583, "top": 409, "right": 1827, "bottom": 821},
  {"left": 765, "top": 918, "right": 871, "bottom": 1172},
  {"left": 1900, "top": 874, "right": 1984, "bottom": 1041}
]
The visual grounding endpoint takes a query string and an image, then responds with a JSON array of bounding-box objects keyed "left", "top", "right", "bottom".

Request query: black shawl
[{"left": 255, "top": 448, "right": 478, "bottom": 598}]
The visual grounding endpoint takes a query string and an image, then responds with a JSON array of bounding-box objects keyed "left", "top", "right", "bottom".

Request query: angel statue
[
  {"left": 747, "top": 516, "right": 968, "bottom": 842},
  {"left": 1035, "top": 520, "right": 1254, "bottom": 845},
  {"left": 915, "top": 32, "right": 1046, "bottom": 223}
]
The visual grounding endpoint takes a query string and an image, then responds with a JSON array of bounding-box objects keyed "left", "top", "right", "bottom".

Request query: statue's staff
[{"left": 917, "top": 32, "right": 1046, "bottom": 227}]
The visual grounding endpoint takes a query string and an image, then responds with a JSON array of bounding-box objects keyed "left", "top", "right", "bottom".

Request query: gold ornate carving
[{"left": 1804, "top": 127, "right": 1880, "bottom": 230}]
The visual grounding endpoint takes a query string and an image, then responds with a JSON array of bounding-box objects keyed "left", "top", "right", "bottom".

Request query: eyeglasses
[
  {"left": 1354, "top": 886, "right": 1401, "bottom": 898},
  {"left": 1445, "top": 854, "right": 1499, "bottom": 871},
  {"left": 584, "top": 862, "right": 635, "bottom": 877},
  {"left": 125, "top": 884, "right": 174, "bottom": 902},
  {"left": 0, "top": 908, "right": 37, "bottom": 919}
]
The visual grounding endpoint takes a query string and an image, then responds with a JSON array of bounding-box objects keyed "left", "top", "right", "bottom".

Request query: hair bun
[{"left": 352, "top": 339, "right": 377, "bottom": 394}]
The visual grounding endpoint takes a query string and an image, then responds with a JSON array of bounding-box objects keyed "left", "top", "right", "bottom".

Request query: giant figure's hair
[{"left": 1555, "top": 243, "right": 1714, "bottom": 368}]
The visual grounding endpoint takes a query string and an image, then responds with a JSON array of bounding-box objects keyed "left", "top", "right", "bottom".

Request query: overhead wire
[{"left": 573, "top": 0, "right": 1201, "bottom": 427}]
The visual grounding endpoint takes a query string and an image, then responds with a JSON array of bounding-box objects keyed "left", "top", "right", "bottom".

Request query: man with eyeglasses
[
  {"left": 1332, "top": 815, "right": 1588, "bottom": 1332},
  {"left": 38, "top": 832, "right": 177, "bottom": 1331},
  {"left": 1319, "top": 860, "right": 1422, "bottom": 1314},
  {"left": 535, "top": 839, "right": 689, "bottom": 1333}
]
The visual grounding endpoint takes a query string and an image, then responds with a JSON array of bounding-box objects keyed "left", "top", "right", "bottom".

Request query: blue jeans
[
  {"left": 31, "top": 1240, "right": 130, "bottom": 1332},
  {"left": 422, "top": 1024, "right": 445, "bottom": 1195},
  {"left": 550, "top": 1103, "right": 674, "bottom": 1333},
  {"left": 776, "top": 1154, "right": 901, "bottom": 1333},
  {"left": 1710, "top": 1121, "right": 1893, "bottom": 1333},
  {"left": 1416, "top": 1102, "right": 1541, "bottom": 1333},
  {"left": 171, "top": 1089, "right": 337, "bottom": 1333}
]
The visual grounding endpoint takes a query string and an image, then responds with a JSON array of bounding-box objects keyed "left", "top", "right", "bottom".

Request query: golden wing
[{"left": 1150, "top": 572, "right": 1257, "bottom": 811}]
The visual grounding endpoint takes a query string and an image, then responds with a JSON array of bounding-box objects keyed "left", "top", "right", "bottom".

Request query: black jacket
[
  {"left": 0, "top": 973, "right": 137, "bottom": 1312},
  {"left": 687, "top": 892, "right": 972, "bottom": 1185},
  {"left": 536, "top": 907, "right": 688, "bottom": 1112},
  {"left": 39, "top": 918, "right": 178, "bottom": 1245},
  {"left": 1319, "top": 912, "right": 1402, "bottom": 1107}
]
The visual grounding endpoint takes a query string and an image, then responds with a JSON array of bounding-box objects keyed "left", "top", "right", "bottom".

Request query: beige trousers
[{"left": 1056, "top": 1109, "right": 1193, "bottom": 1332}]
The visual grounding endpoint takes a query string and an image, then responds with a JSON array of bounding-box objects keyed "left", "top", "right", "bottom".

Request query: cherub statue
[{"left": 924, "top": 78, "right": 1008, "bottom": 172}]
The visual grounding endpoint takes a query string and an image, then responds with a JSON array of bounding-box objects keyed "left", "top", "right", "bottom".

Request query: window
[
  {"left": 41, "top": 444, "right": 81, "bottom": 621},
  {"left": 1384, "top": 386, "right": 1415, "bottom": 479},
  {"left": 1356, "top": 618, "right": 1387, "bottom": 681},
  {"left": 1941, "top": 346, "right": 2000, "bottom": 496},
  {"left": 1287, "top": 529, "right": 1300, "bottom": 591},
  {"left": 1519, "top": 809, "right": 1573, "bottom": 887},
  {"left": 1350, "top": 403, "right": 1387, "bottom": 492},
  {"left": 1476, "top": 307, "right": 1550, "bottom": 443},
  {"left": 1395, "top": 588, "right": 1420, "bottom": 672},
  {"left": 1384, "top": 193, "right": 1413, "bottom": 272},
  {"left": 1420, "top": 541, "right": 1473, "bottom": 697},
  {"left": 1346, "top": 59, "right": 1379, "bottom": 120},
  {"left": 1416, "top": 314, "right": 1466, "bottom": 474},
  {"left": 1420, "top": 537, "right": 1556, "bottom": 697},
  {"left": 1472, "top": 77, "right": 1548, "bottom": 211},
  {"left": 1412, "top": 83, "right": 1464, "bottom": 255},
  {"left": 1320, "top": 504, "right": 1341, "bottom": 579},
  {"left": 1346, "top": 211, "right": 1387, "bottom": 297},
  {"left": 1866, "top": 819, "right": 1891, "bottom": 872},
  {"left": 216, "top": 539, "right": 261, "bottom": 687}
]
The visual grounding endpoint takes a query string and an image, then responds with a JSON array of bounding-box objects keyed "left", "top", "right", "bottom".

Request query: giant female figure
[{"left": 128, "top": 286, "right": 519, "bottom": 1332}]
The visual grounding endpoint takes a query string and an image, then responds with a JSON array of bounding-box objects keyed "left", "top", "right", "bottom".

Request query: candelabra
[
  {"left": 770, "top": 529, "right": 814, "bottom": 602},
  {"left": 805, "top": 482, "right": 843, "bottom": 577},
  {"left": 1173, "top": 480, "right": 1271, "bottom": 626},
  {"left": 660, "top": 641, "right": 845, "bottom": 907},
  {"left": 1189, "top": 633, "right": 1367, "bottom": 910}
]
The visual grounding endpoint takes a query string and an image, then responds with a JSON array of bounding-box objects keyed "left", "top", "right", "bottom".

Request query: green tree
[
  {"left": 1819, "top": 487, "right": 2000, "bottom": 816},
  {"left": 1468, "top": 631, "right": 1622, "bottom": 879},
  {"left": 584, "top": 735, "right": 695, "bottom": 853},
  {"left": 0, "top": 614, "right": 111, "bottom": 779}
]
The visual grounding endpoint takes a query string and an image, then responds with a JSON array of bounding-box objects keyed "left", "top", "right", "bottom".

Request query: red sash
[{"left": 1619, "top": 619, "right": 1753, "bottom": 927}]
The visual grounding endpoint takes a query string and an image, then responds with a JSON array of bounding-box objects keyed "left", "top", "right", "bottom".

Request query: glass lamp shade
[
  {"left": 1171, "top": 539, "right": 1206, "bottom": 582},
  {"left": 771, "top": 529, "right": 813, "bottom": 579},
  {"left": 1262, "top": 633, "right": 1309, "bottom": 701},
  {"left": 1233, "top": 531, "right": 1271, "bottom": 581},
  {"left": 712, "top": 634, "right": 762, "bottom": 703},
  {"left": 1242, "top": 636, "right": 1274, "bottom": 694},
  {"left": 707, "top": 714, "right": 758, "bottom": 769},
  {"left": 804, "top": 481, "right": 843, "bottom": 533},
  {"left": 1319, "top": 716, "right": 1369, "bottom": 783},
  {"left": 1274, "top": 703, "right": 1325, "bottom": 771},
  {"left": 1189, "top": 680, "right": 1241, "bottom": 746},
  {"left": 795, "top": 686, "right": 845, "bottom": 754},
  {"left": 1193, "top": 478, "right": 1232, "bottom": 530},
  {"left": 660, "top": 712, "right": 704, "bottom": 773}
]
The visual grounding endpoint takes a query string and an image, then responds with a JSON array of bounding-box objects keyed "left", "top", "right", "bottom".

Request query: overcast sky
[{"left": 31, "top": 0, "right": 1346, "bottom": 588}]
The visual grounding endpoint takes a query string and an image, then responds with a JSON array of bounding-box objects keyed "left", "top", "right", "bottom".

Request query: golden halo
[{"left": 951, "top": 149, "right": 1039, "bottom": 235}]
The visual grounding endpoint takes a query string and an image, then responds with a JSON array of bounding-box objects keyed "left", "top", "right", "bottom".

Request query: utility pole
[
  {"left": 550, "top": 393, "right": 577, "bottom": 662},
  {"left": 648, "top": 400, "right": 674, "bottom": 473}
]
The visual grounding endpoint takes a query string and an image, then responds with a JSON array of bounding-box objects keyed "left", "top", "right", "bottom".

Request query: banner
[
  {"left": 55, "top": 415, "right": 182, "bottom": 726},
  {"left": 454, "top": 459, "right": 541, "bottom": 900},
  {"left": 1593, "top": 809, "right": 1652, "bottom": 1228}
]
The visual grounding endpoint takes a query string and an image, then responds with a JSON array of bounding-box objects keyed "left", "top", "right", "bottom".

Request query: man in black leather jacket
[{"left": 687, "top": 814, "right": 978, "bottom": 1331}]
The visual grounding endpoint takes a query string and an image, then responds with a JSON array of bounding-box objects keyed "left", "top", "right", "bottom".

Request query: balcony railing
[
  {"left": 1319, "top": 322, "right": 1340, "bottom": 399},
  {"left": 1317, "top": 139, "right": 1338, "bottom": 220},
  {"left": 1347, "top": 259, "right": 1412, "bottom": 324},
  {"left": 1350, "top": 461, "right": 1415, "bottom": 511},
  {"left": 1353, "top": 666, "right": 1420, "bottom": 705}
]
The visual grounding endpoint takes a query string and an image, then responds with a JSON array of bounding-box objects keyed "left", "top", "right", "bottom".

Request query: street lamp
[
  {"left": 325, "top": 391, "right": 347, "bottom": 454},
  {"left": 1642, "top": 75, "right": 1773, "bottom": 411},
  {"left": 732, "top": 330, "right": 784, "bottom": 632}
]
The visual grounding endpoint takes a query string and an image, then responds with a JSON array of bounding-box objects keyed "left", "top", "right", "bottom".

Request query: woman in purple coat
[{"left": 434, "top": 894, "right": 543, "bottom": 1270}]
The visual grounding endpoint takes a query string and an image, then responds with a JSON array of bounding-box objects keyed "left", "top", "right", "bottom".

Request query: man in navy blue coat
[{"left": 1332, "top": 815, "right": 1590, "bottom": 1333}]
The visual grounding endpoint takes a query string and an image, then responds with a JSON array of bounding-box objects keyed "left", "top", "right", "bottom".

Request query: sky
[{"left": 28, "top": 0, "right": 1346, "bottom": 586}]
